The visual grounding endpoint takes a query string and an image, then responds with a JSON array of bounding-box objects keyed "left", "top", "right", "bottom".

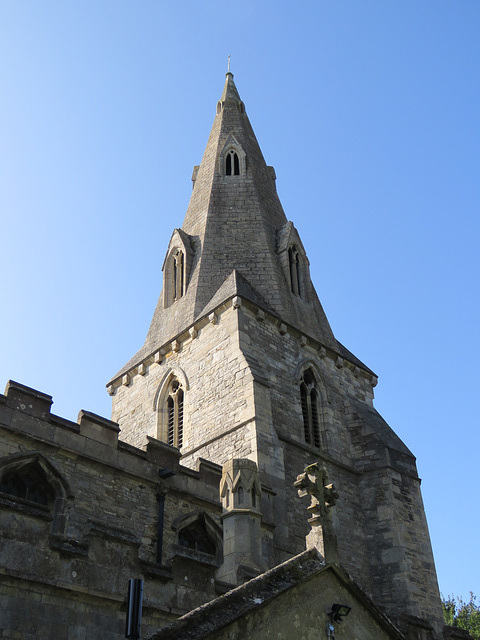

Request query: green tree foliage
[{"left": 442, "top": 593, "right": 480, "bottom": 639}]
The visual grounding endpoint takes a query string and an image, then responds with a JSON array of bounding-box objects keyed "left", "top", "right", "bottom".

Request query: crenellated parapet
[{"left": 0, "top": 379, "right": 231, "bottom": 638}]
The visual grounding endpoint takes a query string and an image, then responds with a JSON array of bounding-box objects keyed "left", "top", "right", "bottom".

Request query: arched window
[
  {"left": 173, "top": 250, "right": 184, "bottom": 301},
  {"left": 165, "top": 379, "right": 184, "bottom": 448},
  {"left": 172, "top": 512, "right": 222, "bottom": 564},
  {"left": 225, "top": 149, "right": 240, "bottom": 176},
  {"left": 0, "top": 460, "right": 56, "bottom": 506},
  {"left": 178, "top": 519, "right": 216, "bottom": 556},
  {"left": 288, "top": 246, "right": 301, "bottom": 296},
  {"left": 300, "top": 368, "right": 321, "bottom": 448},
  {"left": 165, "top": 249, "right": 185, "bottom": 308}
]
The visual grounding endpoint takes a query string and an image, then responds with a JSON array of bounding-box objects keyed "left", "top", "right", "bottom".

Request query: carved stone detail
[{"left": 294, "top": 463, "right": 338, "bottom": 524}]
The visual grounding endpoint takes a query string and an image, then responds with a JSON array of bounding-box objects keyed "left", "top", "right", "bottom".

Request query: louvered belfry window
[
  {"left": 300, "top": 368, "right": 321, "bottom": 448},
  {"left": 166, "top": 380, "right": 184, "bottom": 448}
]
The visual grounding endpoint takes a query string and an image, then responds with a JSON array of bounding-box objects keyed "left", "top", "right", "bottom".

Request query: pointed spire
[
  {"left": 110, "top": 73, "right": 338, "bottom": 382},
  {"left": 220, "top": 71, "right": 241, "bottom": 105}
]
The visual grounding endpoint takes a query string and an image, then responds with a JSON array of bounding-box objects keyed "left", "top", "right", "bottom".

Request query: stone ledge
[
  {"left": 86, "top": 521, "right": 141, "bottom": 547},
  {"left": 0, "top": 491, "right": 53, "bottom": 520},
  {"left": 0, "top": 566, "right": 126, "bottom": 604},
  {"left": 171, "top": 544, "right": 219, "bottom": 568},
  {"left": 139, "top": 560, "right": 173, "bottom": 582},
  {"left": 49, "top": 534, "right": 88, "bottom": 557}
]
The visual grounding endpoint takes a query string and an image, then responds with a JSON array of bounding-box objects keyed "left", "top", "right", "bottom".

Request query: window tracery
[{"left": 225, "top": 149, "right": 240, "bottom": 176}]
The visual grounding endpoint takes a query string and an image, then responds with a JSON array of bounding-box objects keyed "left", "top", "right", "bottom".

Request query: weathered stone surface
[
  {"left": 147, "top": 549, "right": 405, "bottom": 640},
  {"left": 1, "top": 71, "right": 446, "bottom": 640}
]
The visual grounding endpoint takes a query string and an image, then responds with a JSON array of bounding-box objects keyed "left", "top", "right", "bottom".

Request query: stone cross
[
  {"left": 294, "top": 463, "right": 339, "bottom": 560},
  {"left": 294, "top": 463, "right": 338, "bottom": 523}
]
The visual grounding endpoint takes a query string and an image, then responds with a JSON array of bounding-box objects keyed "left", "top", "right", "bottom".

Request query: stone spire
[{"left": 112, "top": 73, "right": 338, "bottom": 381}]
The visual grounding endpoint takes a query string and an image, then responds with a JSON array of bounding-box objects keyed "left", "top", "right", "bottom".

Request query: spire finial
[{"left": 227, "top": 55, "right": 231, "bottom": 73}]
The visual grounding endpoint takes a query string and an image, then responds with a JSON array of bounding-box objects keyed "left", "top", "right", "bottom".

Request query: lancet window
[
  {"left": 288, "top": 245, "right": 301, "bottom": 297},
  {"left": 225, "top": 149, "right": 240, "bottom": 176},
  {"left": 300, "top": 368, "right": 321, "bottom": 448},
  {"left": 165, "top": 249, "right": 185, "bottom": 308},
  {"left": 165, "top": 379, "right": 184, "bottom": 448}
]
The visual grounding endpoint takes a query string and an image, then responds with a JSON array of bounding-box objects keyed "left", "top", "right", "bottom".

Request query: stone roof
[{"left": 146, "top": 548, "right": 404, "bottom": 640}]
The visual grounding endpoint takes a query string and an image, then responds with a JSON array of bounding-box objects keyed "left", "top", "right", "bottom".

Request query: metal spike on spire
[{"left": 227, "top": 55, "right": 231, "bottom": 73}]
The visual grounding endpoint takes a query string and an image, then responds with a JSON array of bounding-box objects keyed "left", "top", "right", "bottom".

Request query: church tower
[{"left": 107, "top": 73, "right": 444, "bottom": 639}]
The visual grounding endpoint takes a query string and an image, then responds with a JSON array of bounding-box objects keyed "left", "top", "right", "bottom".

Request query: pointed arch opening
[
  {"left": 178, "top": 518, "right": 216, "bottom": 556},
  {"left": 0, "top": 460, "right": 55, "bottom": 506},
  {"left": 0, "top": 453, "right": 72, "bottom": 536},
  {"left": 172, "top": 512, "right": 222, "bottom": 564},
  {"left": 155, "top": 369, "right": 189, "bottom": 449},
  {"left": 220, "top": 135, "right": 246, "bottom": 177},
  {"left": 162, "top": 229, "right": 193, "bottom": 310},
  {"left": 288, "top": 245, "right": 302, "bottom": 297},
  {"left": 164, "top": 248, "right": 185, "bottom": 308},
  {"left": 277, "top": 222, "right": 311, "bottom": 302},
  {"left": 300, "top": 367, "right": 322, "bottom": 448},
  {"left": 164, "top": 378, "right": 184, "bottom": 448},
  {"left": 226, "top": 149, "right": 240, "bottom": 175}
]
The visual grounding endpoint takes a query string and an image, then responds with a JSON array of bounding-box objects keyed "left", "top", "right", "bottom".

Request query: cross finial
[
  {"left": 227, "top": 55, "right": 231, "bottom": 72},
  {"left": 294, "top": 463, "right": 338, "bottom": 523}
]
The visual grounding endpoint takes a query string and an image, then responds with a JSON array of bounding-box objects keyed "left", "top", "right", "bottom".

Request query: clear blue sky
[{"left": 1, "top": 1, "right": 479, "bottom": 603}]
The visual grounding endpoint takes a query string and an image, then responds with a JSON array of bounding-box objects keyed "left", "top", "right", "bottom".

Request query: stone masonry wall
[
  {"left": 233, "top": 300, "right": 443, "bottom": 638},
  {"left": 111, "top": 301, "right": 256, "bottom": 462},
  {"left": 235, "top": 300, "right": 374, "bottom": 577},
  {"left": 0, "top": 381, "right": 226, "bottom": 640},
  {"left": 109, "top": 289, "right": 443, "bottom": 638}
]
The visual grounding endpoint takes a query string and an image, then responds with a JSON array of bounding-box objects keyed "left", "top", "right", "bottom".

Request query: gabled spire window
[
  {"left": 165, "top": 249, "right": 185, "bottom": 308},
  {"left": 165, "top": 379, "right": 184, "bottom": 448},
  {"left": 300, "top": 368, "right": 321, "bottom": 448},
  {"left": 226, "top": 149, "right": 240, "bottom": 176},
  {"left": 173, "top": 250, "right": 184, "bottom": 301},
  {"left": 220, "top": 136, "right": 246, "bottom": 177}
]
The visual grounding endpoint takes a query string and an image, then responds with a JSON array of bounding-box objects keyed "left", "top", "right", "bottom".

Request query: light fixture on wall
[
  {"left": 328, "top": 603, "right": 352, "bottom": 623},
  {"left": 326, "top": 603, "right": 352, "bottom": 638}
]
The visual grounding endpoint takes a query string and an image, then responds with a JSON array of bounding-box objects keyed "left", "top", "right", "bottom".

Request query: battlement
[{"left": 0, "top": 379, "right": 222, "bottom": 490}]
